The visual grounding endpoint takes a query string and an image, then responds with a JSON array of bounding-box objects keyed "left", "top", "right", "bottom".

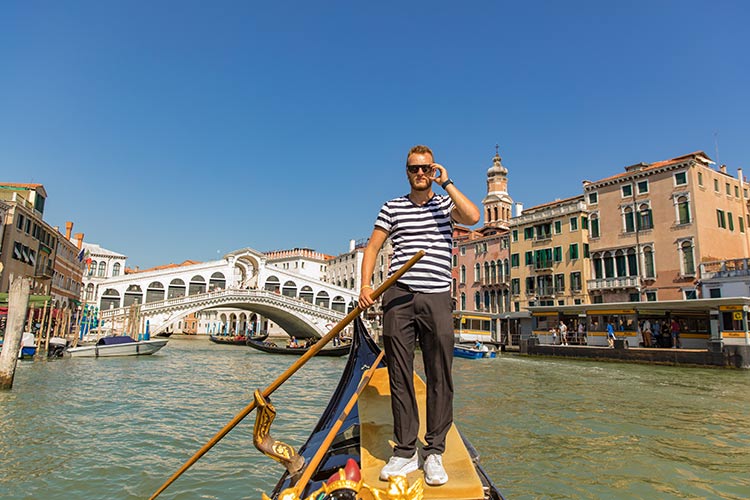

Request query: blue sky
[{"left": 2, "top": 1, "right": 748, "bottom": 269}]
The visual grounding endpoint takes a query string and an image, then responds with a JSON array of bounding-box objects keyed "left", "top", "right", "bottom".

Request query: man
[
  {"left": 606, "top": 321, "right": 615, "bottom": 348},
  {"left": 559, "top": 321, "right": 568, "bottom": 345},
  {"left": 359, "top": 145, "right": 479, "bottom": 486}
]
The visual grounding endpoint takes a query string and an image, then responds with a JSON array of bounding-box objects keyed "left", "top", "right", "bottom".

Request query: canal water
[{"left": 1, "top": 336, "right": 748, "bottom": 499}]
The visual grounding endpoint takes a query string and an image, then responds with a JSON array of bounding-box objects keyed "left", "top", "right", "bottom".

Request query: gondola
[
  {"left": 246, "top": 337, "right": 350, "bottom": 357},
  {"left": 209, "top": 333, "right": 268, "bottom": 346},
  {"left": 262, "top": 317, "right": 504, "bottom": 500}
]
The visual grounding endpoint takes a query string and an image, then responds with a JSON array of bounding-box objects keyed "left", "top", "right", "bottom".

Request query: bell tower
[{"left": 481, "top": 146, "right": 513, "bottom": 228}]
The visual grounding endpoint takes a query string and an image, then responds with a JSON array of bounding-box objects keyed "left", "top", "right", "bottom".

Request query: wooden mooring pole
[{"left": 0, "top": 277, "right": 32, "bottom": 390}]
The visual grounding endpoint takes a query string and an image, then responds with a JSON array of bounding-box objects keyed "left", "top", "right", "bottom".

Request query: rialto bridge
[{"left": 94, "top": 247, "right": 358, "bottom": 338}]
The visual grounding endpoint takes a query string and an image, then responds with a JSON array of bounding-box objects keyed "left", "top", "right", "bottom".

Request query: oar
[
  {"left": 149, "top": 250, "right": 425, "bottom": 499},
  {"left": 289, "top": 350, "right": 385, "bottom": 498}
]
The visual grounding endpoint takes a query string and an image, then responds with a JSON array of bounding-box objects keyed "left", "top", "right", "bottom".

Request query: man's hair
[{"left": 406, "top": 145, "right": 433, "bottom": 164}]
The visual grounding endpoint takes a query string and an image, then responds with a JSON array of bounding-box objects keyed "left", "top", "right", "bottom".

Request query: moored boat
[
  {"left": 0, "top": 332, "right": 37, "bottom": 359},
  {"left": 264, "top": 318, "right": 503, "bottom": 499},
  {"left": 66, "top": 335, "right": 167, "bottom": 357},
  {"left": 246, "top": 337, "right": 350, "bottom": 357},
  {"left": 209, "top": 333, "right": 268, "bottom": 345},
  {"left": 454, "top": 343, "right": 497, "bottom": 359}
]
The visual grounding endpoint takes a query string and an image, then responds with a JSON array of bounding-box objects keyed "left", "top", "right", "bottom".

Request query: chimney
[
  {"left": 349, "top": 239, "right": 355, "bottom": 252},
  {"left": 720, "top": 164, "right": 727, "bottom": 174},
  {"left": 65, "top": 221, "right": 73, "bottom": 240},
  {"left": 514, "top": 203, "right": 524, "bottom": 217},
  {"left": 74, "top": 233, "right": 84, "bottom": 250}
]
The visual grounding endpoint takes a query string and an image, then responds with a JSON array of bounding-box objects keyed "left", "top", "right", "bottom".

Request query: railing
[
  {"left": 101, "top": 288, "right": 348, "bottom": 321},
  {"left": 701, "top": 258, "right": 750, "bottom": 280},
  {"left": 587, "top": 276, "right": 640, "bottom": 290}
]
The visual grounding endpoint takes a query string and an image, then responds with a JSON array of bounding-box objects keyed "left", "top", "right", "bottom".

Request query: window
[
  {"left": 681, "top": 241, "right": 695, "bottom": 275},
  {"left": 741, "top": 217, "right": 745, "bottom": 233},
  {"left": 590, "top": 215, "right": 600, "bottom": 238},
  {"left": 452, "top": 254, "right": 458, "bottom": 267},
  {"left": 460, "top": 293, "right": 466, "bottom": 310},
  {"left": 629, "top": 293, "right": 641, "bottom": 302},
  {"left": 735, "top": 185, "right": 740, "bottom": 198},
  {"left": 728, "top": 212, "right": 735, "bottom": 231},
  {"left": 474, "top": 263, "right": 481, "bottom": 282},
  {"left": 643, "top": 247, "right": 655, "bottom": 278},
  {"left": 717, "top": 209, "right": 726, "bottom": 228},
  {"left": 524, "top": 227, "right": 534, "bottom": 240},
  {"left": 475, "top": 292, "right": 481, "bottom": 310},
  {"left": 645, "top": 291, "right": 657, "bottom": 302},
  {"left": 525, "top": 277, "right": 535, "bottom": 294},
  {"left": 583, "top": 243, "right": 590, "bottom": 258},
  {"left": 709, "top": 288, "right": 722, "bottom": 298},
  {"left": 460, "top": 265, "right": 466, "bottom": 284},
  {"left": 569, "top": 217, "right": 578, "bottom": 231},
  {"left": 511, "top": 278, "right": 520, "bottom": 295},
  {"left": 460, "top": 246, "right": 466, "bottom": 256},
  {"left": 714, "top": 179, "right": 720, "bottom": 192},
  {"left": 554, "top": 274, "right": 565, "bottom": 292},
  {"left": 554, "top": 221, "right": 562, "bottom": 234},
  {"left": 570, "top": 272, "right": 582, "bottom": 291},
  {"left": 726, "top": 183, "right": 732, "bottom": 195},
  {"left": 675, "top": 172, "right": 687, "bottom": 185},
  {"left": 588, "top": 192, "right": 598, "bottom": 204},
  {"left": 624, "top": 207, "right": 635, "bottom": 232},
  {"left": 16, "top": 213, "right": 24, "bottom": 230},
  {"left": 512, "top": 229, "right": 518, "bottom": 242},
  {"left": 511, "top": 253, "right": 519, "bottom": 267},
  {"left": 569, "top": 244, "right": 579, "bottom": 260},
  {"left": 637, "top": 180, "right": 649, "bottom": 194},
  {"left": 525, "top": 251, "right": 533, "bottom": 266},
  {"left": 622, "top": 184, "right": 633, "bottom": 197},
  {"left": 684, "top": 289, "right": 697, "bottom": 300},
  {"left": 637, "top": 204, "right": 653, "bottom": 230},
  {"left": 676, "top": 196, "right": 690, "bottom": 224},
  {"left": 553, "top": 246, "right": 563, "bottom": 262},
  {"left": 581, "top": 216, "right": 588, "bottom": 230},
  {"left": 697, "top": 172, "right": 703, "bottom": 186}
]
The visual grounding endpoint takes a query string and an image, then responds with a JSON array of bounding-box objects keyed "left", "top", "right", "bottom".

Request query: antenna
[{"left": 714, "top": 131, "right": 720, "bottom": 165}]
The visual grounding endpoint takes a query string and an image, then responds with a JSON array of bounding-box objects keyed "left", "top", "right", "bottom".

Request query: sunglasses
[{"left": 406, "top": 164, "right": 434, "bottom": 174}]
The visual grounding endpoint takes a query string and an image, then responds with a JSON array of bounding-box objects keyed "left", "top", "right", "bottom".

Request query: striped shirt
[{"left": 374, "top": 194, "right": 454, "bottom": 293}]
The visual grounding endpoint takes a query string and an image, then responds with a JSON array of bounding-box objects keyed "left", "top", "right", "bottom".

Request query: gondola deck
[{"left": 359, "top": 368, "right": 486, "bottom": 500}]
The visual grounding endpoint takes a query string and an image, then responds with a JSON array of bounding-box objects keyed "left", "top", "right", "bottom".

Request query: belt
[{"left": 395, "top": 282, "right": 416, "bottom": 293}]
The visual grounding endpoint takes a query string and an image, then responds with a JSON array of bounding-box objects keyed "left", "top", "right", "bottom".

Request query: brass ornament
[{"left": 253, "top": 390, "right": 305, "bottom": 475}]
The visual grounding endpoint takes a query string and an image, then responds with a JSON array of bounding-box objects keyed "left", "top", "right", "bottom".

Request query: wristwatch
[{"left": 441, "top": 179, "right": 454, "bottom": 190}]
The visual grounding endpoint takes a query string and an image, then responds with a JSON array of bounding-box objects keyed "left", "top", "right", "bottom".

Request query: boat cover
[{"left": 96, "top": 336, "right": 136, "bottom": 346}]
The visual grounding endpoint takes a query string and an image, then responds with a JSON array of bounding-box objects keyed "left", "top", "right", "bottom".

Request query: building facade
[
  {"left": 0, "top": 183, "right": 57, "bottom": 296},
  {"left": 584, "top": 151, "right": 750, "bottom": 302},
  {"left": 50, "top": 221, "right": 86, "bottom": 309},
  {"left": 508, "top": 195, "right": 591, "bottom": 311},
  {"left": 81, "top": 242, "right": 128, "bottom": 305}
]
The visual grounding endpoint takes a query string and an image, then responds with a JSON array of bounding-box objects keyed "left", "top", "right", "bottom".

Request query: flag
[{"left": 77, "top": 248, "right": 85, "bottom": 262}]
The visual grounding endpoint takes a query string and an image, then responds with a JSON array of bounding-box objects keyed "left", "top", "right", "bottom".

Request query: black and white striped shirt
[{"left": 375, "top": 194, "right": 454, "bottom": 293}]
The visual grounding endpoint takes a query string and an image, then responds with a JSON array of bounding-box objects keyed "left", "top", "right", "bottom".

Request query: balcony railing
[
  {"left": 701, "top": 258, "right": 750, "bottom": 280},
  {"left": 587, "top": 276, "right": 640, "bottom": 291}
]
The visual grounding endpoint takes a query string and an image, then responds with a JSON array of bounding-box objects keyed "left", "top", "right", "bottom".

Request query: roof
[
  {"left": 82, "top": 242, "right": 127, "bottom": 258},
  {"left": 0, "top": 183, "right": 48, "bottom": 198},
  {"left": 125, "top": 260, "right": 202, "bottom": 274},
  {"left": 584, "top": 151, "right": 712, "bottom": 187},
  {"left": 519, "top": 194, "right": 585, "bottom": 214}
]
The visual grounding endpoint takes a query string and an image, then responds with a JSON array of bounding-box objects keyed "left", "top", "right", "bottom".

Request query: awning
[{"left": 0, "top": 293, "right": 52, "bottom": 306}]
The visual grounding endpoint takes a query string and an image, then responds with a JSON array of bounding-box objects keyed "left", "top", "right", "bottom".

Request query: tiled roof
[
  {"left": 586, "top": 151, "right": 710, "bottom": 185},
  {"left": 125, "top": 260, "right": 201, "bottom": 274},
  {"left": 0, "top": 182, "right": 45, "bottom": 189}
]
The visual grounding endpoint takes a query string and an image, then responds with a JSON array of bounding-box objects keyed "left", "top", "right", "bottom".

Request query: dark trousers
[{"left": 382, "top": 285, "right": 454, "bottom": 458}]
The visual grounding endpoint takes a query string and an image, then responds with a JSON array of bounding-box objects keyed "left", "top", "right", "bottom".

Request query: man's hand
[
  {"left": 431, "top": 163, "right": 449, "bottom": 186},
  {"left": 358, "top": 286, "right": 374, "bottom": 309}
]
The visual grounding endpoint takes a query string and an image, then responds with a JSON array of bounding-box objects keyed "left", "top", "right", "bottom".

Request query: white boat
[{"left": 66, "top": 336, "right": 168, "bottom": 358}]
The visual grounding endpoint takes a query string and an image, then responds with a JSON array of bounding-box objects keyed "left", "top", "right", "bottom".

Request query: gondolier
[{"left": 359, "top": 144, "right": 480, "bottom": 486}]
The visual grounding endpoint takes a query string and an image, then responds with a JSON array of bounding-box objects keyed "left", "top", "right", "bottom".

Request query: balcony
[
  {"left": 533, "top": 261, "right": 554, "bottom": 272},
  {"left": 587, "top": 276, "right": 640, "bottom": 291},
  {"left": 701, "top": 258, "right": 750, "bottom": 280},
  {"left": 34, "top": 263, "right": 54, "bottom": 280}
]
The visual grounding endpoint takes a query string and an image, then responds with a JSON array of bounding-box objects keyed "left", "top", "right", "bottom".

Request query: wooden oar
[
  {"left": 289, "top": 350, "right": 385, "bottom": 498},
  {"left": 149, "top": 250, "right": 424, "bottom": 499}
]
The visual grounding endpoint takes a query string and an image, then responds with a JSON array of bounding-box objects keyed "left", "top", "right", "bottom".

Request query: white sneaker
[
  {"left": 423, "top": 454, "right": 448, "bottom": 486},
  {"left": 379, "top": 451, "right": 419, "bottom": 480}
]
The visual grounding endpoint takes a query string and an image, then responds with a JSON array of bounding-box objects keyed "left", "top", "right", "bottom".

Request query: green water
[{"left": 1, "top": 337, "right": 749, "bottom": 499}]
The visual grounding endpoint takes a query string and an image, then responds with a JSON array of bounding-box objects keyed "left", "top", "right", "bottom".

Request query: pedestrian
[
  {"left": 642, "top": 319, "right": 652, "bottom": 347},
  {"left": 577, "top": 321, "right": 585, "bottom": 344},
  {"left": 559, "top": 321, "right": 568, "bottom": 345},
  {"left": 358, "top": 144, "right": 480, "bottom": 486},
  {"left": 607, "top": 321, "right": 616, "bottom": 348},
  {"left": 671, "top": 318, "right": 681, "bottom": 348}
]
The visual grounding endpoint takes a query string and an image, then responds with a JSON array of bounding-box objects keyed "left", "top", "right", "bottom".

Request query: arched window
[
  {"left": 282, "top": 281, "right": 298, "bottom": 298},
  {"left": 681, "top": 241, "right": 695, "bottom": 275},
  {"left": 98, "top": 261, "right": 106, "bottom": 277},
  {"left": 623, "top": 207, "right": 635, "bottom": 233},
  {"left": 315, "top": 291, "right": 330, "bottom": 308},
  {"left": 604, "top": 251, "right": 615, "bottom": 278},
  {"left": 89, "top": 260, "right": 97, "bottom": 276},
  {"left": 112, "top": 262, "right": 121, "bottom": 276},
  {"left": 168, "top": 279, "right": 186, "bottom": 298},
  {"left": 460, "top": 265, "right": 466, "bottom": 284},
  {"left": 474, "top": 292, "right": 481, "bottom": 310},
  {"left": 300, "top": 286, "right": 314, "bottom": 303},
  {"left": 677, "top": 195, "right": 691, "bottom": 224},
  {"left": 460, "top": 293, "right": 466, "bottom": 310},
  {"left": 484, "top": 262, "right": 490, "bottom": 282},
  {"left": 643, "top": 246, "right": 655, "bottom": 278},
  {"left": 627, "top": 248, "right": 638, "bottom": 276},
  {"left": 85, "top": 283, "right": 94, "bottom": 301},
  {"left": 590, "top": 213, "right": 600, "bottom": 238},
  {"left": 264, "top": 276, "right": 281, "bottom": 292},
  {"left": 592, "top": 252, "right": 603, "bottom": 279},
  {"left": 638, "top": 203, "right": 653, "bottom": 230},
  {"left": 474, "top": 263, "right": 481, "bottom": 282}
]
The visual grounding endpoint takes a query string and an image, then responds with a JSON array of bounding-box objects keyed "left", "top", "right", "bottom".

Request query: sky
[{"left": 2, "top": 1, "right": 749, "bottom": 269}]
